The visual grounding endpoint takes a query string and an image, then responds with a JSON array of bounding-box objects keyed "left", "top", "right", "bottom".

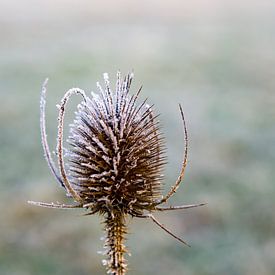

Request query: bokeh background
[{"left": 1, "top": 1, "right": 275, "bottom": 274}]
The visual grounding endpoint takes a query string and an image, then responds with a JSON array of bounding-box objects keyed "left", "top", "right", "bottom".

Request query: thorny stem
[{"left": 104, "top": 211, "right": 127, "bottom": 275}]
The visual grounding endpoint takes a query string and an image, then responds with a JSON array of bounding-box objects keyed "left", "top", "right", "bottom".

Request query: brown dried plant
[{"left": 28, "top": 72, "right": 204, "bottom": 275}]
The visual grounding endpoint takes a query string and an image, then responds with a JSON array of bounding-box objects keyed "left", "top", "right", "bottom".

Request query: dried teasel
[{"left": 29, "top": 72, "right": 205, "bottom": 275}]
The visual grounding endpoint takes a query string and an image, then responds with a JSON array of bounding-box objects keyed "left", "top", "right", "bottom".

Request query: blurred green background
[{"left": 1, "top": 1, "right": 275, "bottom": 274}]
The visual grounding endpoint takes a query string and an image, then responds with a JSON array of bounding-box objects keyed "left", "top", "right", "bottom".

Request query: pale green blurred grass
[{"left": 1, "top": 1, "right": 275, "bottom": 274}]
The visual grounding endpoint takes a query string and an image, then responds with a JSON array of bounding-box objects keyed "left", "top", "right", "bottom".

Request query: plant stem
[{"left": 104, "top": 211, "right": 127, "bottom": 275}]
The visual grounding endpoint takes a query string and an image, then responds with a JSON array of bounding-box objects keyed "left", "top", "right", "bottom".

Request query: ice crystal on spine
[{"left": 28, "top": 72, "right": 205, "bottom": 275}]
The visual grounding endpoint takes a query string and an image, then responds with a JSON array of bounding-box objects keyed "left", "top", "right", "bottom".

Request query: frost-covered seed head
[{"left": 67, "top": 73, "right": 166, "bottom": 216}]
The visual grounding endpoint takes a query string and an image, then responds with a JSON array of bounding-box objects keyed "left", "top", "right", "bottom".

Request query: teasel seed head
[
  {"left": 67, "top": 72, "right": 165, "bottom": 216},
  {"left": 29, "top": 71, "right": 205, "bottom": 275}
]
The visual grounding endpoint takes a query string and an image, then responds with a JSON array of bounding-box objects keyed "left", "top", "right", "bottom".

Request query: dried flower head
[{"left": 29, "top": 72, "right": 204, "bottom": 275}]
